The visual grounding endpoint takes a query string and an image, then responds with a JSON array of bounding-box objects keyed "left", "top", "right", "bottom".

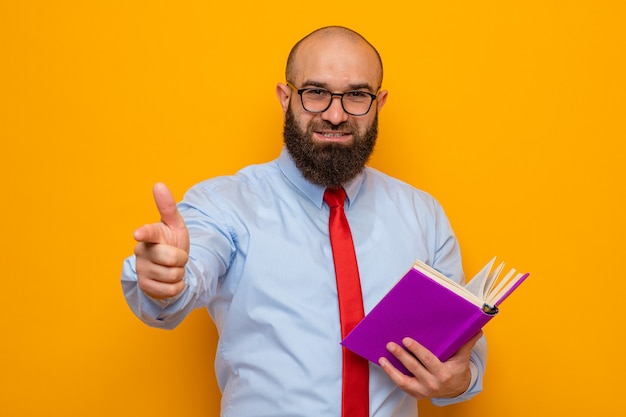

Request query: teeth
[{"left": 322, "top": 133, "right": 345, "bottom": 138}]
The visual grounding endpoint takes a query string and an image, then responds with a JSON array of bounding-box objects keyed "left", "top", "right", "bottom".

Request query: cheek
[
  {"left": 297, "top": 114, "right": 319, "bottom": 133},
  {"left": 354, "top": 117, "right": 374, "bottom": 135}
]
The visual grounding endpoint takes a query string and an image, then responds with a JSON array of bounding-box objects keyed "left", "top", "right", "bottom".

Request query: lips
[{"left": 315, "top": 131, "right": 352, "bottom": 142}]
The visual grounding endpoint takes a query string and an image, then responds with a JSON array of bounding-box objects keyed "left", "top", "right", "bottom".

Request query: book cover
[{"left": 341, "top": 261, "right": 529, "bottom": 375}]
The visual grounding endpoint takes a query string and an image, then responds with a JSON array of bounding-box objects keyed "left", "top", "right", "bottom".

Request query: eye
[
  {"left": 304, "top": 89, "right": 330, "bottom": 98},
  {"left": 345, "top": 91, "right": 371, "bottom": 101}
]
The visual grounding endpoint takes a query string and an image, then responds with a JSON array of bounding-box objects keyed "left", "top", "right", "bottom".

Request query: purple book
[{"left": 341, "top": 259, "right": 529, "bottom": 375}]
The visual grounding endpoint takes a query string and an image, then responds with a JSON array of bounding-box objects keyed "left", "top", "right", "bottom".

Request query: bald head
[{"left": 285, "top": 26, "right": 383, "bottom": 89}]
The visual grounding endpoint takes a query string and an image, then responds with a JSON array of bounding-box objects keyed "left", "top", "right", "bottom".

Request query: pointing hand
[{"left": 133, "top": 183, "right": 190, "bottom": 299}]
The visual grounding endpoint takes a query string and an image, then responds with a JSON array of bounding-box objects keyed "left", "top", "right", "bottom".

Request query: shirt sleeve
[
  {"left": 120, "top": 255, "right": 196, "bottom": 329},
  {"left": 120, "top": 183, "right": 235, "bottom": 329},
  {"left": 427, "top": 197, "right": 487, "bottom": 405}
]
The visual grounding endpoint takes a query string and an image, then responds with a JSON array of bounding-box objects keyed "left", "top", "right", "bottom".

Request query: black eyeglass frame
[{"left": 286, "top": 82, "right": 379, "bottom": 116}]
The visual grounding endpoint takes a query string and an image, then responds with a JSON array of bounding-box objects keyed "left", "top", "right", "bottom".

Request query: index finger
[{"left": 133, "top": 222, "right": 165, "bottom": 244}]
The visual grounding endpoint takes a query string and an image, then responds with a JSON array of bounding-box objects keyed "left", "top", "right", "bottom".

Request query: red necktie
[{"left": 324, "top": 187, "right": 369, "bottom": 417}]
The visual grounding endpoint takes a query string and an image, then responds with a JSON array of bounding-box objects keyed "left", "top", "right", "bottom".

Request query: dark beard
[{"left": 283, "top": 107, "right": 378, "bottom": 188}]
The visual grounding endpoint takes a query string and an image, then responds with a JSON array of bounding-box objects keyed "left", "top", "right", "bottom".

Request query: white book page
[
  {"left": 486, "top": 271, "right": 525, "bottom": 306},
  {"left": 464, "top": 257, "right": 500, "bottom": 301},
  {"left": 412, "top": 259, "right": 483, "bottom": 307}
]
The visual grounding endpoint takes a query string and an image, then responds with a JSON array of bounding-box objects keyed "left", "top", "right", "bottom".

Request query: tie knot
[{"left": 324, "top": 187, "right": 346, "bottom": 208}]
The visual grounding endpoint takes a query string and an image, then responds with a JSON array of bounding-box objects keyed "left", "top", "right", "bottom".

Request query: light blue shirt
[{"left": 121, "top": 148, "right": 486, "bottom": 417}]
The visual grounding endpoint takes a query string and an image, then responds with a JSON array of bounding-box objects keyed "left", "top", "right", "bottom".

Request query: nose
[{"left": 321, "top": 96, "right": 349, "bottom": 125}]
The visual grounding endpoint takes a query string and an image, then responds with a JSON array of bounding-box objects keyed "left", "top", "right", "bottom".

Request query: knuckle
[
  {"left": 161, "top": 281, "right": 184, "bottom": 298},
  {"left": 137, "top": 276, "right": 154, "bottom": 294},
  {"left": 397, "top": 378, "right": 414, "bottom": 391},
  {"left": 160, "top": 247, "right": 188, "bottom": 267},
  {"left": 137, "top": 275, "right": 185, "bottom": 299},
  {"left": 159, "top": 250, "right": 177, "bottom": 266},
  {"left": 426, "top": 379, "right": 442, "bottom": 393},
  {"left": 439, "top": 369, "right": 454, "bottom": 385},
  {"left": 164, "top": 266, "right": 185, "bottom": 283}
]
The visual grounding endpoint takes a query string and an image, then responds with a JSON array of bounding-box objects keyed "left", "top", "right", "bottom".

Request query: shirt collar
[{"left": 277, "top": 147, "right": 365, "bottom": 209}]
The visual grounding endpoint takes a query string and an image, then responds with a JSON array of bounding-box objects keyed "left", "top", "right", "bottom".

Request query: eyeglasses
[{"left": 287, "top": 82, "right": 378, "bottom": 116}]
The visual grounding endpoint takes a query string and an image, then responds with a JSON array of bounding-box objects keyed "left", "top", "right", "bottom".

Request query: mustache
[{"left": 308, "top": 120, "right": 356, "bottom": 132}]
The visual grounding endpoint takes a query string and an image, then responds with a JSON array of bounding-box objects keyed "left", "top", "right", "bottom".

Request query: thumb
[
  {"left": 153, "top": 182, "right": 184, "bottom": 229},
  {"left": 455, "top": 330, "right": 484, "bottom": 358},
  {"left": 151, "top": 182, "right": 190, "bottom": 252}
]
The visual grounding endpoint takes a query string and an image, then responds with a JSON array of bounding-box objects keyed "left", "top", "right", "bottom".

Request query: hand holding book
[
  {"left": 341, "top": 257, "right": 529, "bottom": 375},
  {"left": 380, "top": 329, "right": 484, "bottom": 399}
]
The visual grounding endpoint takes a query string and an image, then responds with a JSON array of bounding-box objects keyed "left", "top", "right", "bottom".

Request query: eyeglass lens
[{"left": 300, "top": 89, "right": 374, "bottom": 115}]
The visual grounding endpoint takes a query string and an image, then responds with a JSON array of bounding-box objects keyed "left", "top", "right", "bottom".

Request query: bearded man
[{"left": 121, "top": 25, "right": 486, "bottom": 417}]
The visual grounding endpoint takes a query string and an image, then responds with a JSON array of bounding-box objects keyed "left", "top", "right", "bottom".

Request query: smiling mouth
[{"left": 316, "top": 131, "right": 352, "bottom": 141}]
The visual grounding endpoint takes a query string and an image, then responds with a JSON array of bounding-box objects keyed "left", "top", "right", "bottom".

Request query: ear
[
  {"left": 276, "top": 83, "right": 291, "bottom": 117},
  {"left": 375, "top": 89, "right": 389, "bottom": 113}
]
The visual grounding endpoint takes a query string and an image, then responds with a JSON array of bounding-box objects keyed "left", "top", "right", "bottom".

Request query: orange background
[{"left": 1, "top": 1, "right": 624, "bottom": 416}]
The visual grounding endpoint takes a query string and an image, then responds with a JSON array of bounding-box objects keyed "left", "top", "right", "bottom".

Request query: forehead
[{"left": 291, "top": 35, "right": 382, "bottom": 90}]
